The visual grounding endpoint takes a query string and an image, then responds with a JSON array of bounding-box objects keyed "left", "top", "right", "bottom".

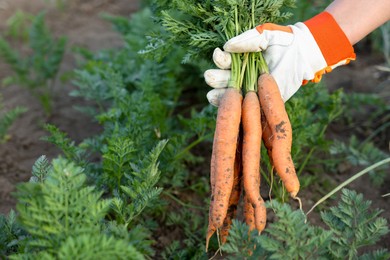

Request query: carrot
[
  {"left": 206, "top": 147, "right": 217, "bottom": 251},
  {"left": 258, "top": 74, "right": 300, "bottom": 198},
  {"left": 243, "top": 194, "right": 255, "bottom": 231},
  {"left": 206, "top": 111, "right": 223, "bottom": 251},
  {"left": 261, "top": 109, "right": 273, "bottom": 160},
  {"left": 206, "top": 209, "right": 216, "bottom": 251},
  {"left": 207, "top": 105, "right": 220, "bottom": 241},
  {"left": 242, "top": 91, "right": 267, "bottom": 232},
  {"left": 243, "top": 193, "right": 258, "bottom": 256},
  {"left": 220, "top": 136, "right": 242, "bottom": 244},
  {"left": 208, "top": 87, "right": 242, "bottom": 240}
]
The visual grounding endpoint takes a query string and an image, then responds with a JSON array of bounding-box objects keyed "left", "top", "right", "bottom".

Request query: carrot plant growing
[
  {"left": 0, "top": 95, "right": 27, "bottom": 143},
  {"left": 0, "top": 12, "right": 66, "bottom": 116},
  {"left": 221, "top": 189, "right": 389, "bottom": 259},
  {"left": 9, "top": 158, "right": 147, "bottom": 259}
]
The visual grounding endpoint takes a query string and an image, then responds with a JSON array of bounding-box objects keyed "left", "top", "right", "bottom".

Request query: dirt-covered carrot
[
  {"left": 261, "top": 109, "right": 273, "bottom": 159},
  {"left": 258, "top": 73, "right": 300, "bottom": 198},
  {"left": 206, "top": 146, "right": 217, "bottom": 251},
  {"left": 242, "top": 91, "right": 266, "bottom": 232},
  {"left": 243, "top": 193, "right": 255, "bottom": 231},
  {"left": 220, "top": 136, "right": 242, "bottom": 244},
  {"left": 206, "top": 142, "right": 217, "bottom": 245},
  {"left": 210, "top": 88, "right": 242, "bottom": 228}
]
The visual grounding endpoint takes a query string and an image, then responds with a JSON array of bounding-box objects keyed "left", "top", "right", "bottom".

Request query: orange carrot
[
  {"left": 206, "top": 211, "right": 216, "bottom": 251},
  {"left": 242, "top": 91, "right": 266, "bottom": 232},
  {"left": 207, "top": 88, "right": 242, "bottom": 244},
  {"left": 220, "top": 136, "right": 242, "bottom": 244},
  {"left": 206, "top": 146, "right": 217, "bottom": 251},
  {"left": 261, "top": 109, "right": 273, "bottom": 160},
  {"left": 243, "top": 194, "right": 255, "bottom": 231},
  {"left": 258, "top": 74, "right": 300, "bottom": 198}
]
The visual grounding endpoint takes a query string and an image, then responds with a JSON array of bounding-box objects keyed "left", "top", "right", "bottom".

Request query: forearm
[{"left": 325, "top": 0, "right": 390, "bottom": 45}]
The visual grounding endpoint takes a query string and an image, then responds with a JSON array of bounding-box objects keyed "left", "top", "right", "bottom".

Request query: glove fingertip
[
  {"left": 207, "top": 89, "right": 226, "bottom": 107},
  {"left": 213, "top": 48, "right": 231, "bottom": 69},
  {"left": 204, "top": 69, "right": 230, "bottom": 89}
]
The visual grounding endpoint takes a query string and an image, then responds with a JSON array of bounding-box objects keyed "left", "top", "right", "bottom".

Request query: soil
[{"left": 0, "top": 0, "right": 389, "bottom": 252}]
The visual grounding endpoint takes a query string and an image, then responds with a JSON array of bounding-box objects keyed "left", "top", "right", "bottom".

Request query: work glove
[{"left": 205, "top": 12, "right": 356, "bottom": 105}]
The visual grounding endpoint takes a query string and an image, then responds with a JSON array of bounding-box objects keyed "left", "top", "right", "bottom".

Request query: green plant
[
  {"left": 330, "top": 136, "right": 390, "bottom": 186},
  {"left": 4, "top": 10, "right": 34, "bottom": 41},
  {"left": 221, "top": 189, "right": 389, "bottom": 259},
  {"left": 9, "top": 157, "right": 147, "bottom": 259},
  {"left": 0, "top": 12, "right": 66, "bottom": 115},
  {"left": 0, "top": 95, "right": 27, "bottom": 143},
  {"left": 29, "top": 155, "right": 51, "bottom": 183},
  {"left": 0, "top": 210, "right": 28, "bottom": 257},
  {"left": 145, "top": 0, "right": 295, "bottom": 64},
  {"left": 161, "top": 208, "right": 208, "bottom": 259},
  {"left": 326, "top": 92, "right": 390, "bottom": 186},
  {"left": 109, "top": 139, "right": 168, "bottom": 227},
  {"left": 41, "top": 124, "right": 88, "bottom": 167},
  {"left": 39, "top": 8, "right": 215, "bottom": 257},
  {"left": 68, "top": 8, "right": 215, "bottom": 190}
]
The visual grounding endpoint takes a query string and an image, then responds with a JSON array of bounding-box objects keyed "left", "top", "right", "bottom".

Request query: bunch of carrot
[
  {"left": 206, "top": 69, "right": 300, "bottom": 251},
  {"left": 205, "top": 4, "right": 300, "bottom": 249},
  {"left": 151, "top": 0, "right": 300, "bottom": 251}
]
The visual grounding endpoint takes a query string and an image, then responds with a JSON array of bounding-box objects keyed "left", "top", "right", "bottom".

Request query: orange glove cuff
[{"left": 304, "top": 12, "right": 356, "bottom": 67}]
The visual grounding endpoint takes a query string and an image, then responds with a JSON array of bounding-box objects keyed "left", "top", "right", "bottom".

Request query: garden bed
[{"left": 0, "top": 0, "right": 388, "bottom": 257}]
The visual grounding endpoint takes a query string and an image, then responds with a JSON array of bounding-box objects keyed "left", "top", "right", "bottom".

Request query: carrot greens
[{"left": 147, "top": 0, "right": 295, "bottom": 92}]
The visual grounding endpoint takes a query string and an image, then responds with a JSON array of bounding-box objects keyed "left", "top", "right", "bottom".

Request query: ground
[{"left": 0, "top": 0, "right": 389, "bottom": 250}]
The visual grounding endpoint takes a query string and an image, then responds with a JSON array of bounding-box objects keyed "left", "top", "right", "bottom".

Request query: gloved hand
[{"left": 205, "top": 12, "right": 356, "bottom": 105}]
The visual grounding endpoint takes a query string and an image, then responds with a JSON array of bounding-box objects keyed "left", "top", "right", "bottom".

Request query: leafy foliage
[
  {"left": 161, "top": 207, "right": 207, "bottom": 259},
  {"left": 110, "top": 140, "right": 167, "bottom": 226},
  {"left": 0, "top": 95, "right": 27, "bottom": 143},
  {"left": 15, "top": 158, "right": 111, "bottom": 253},
  {"left": 4, "top": 10, "right": 34, "bottom": 41},
  {"left": 222, "top": 189, "right": 389, "bottom": 259},
  {"left": 326, "top": 92, "right": 390, "bottom": 186},
  {"left": 330, "top": 135, "right": 390, "bottom": 185},
  {"left": 36, "top": 8, "right": 215, "bottom": 258},
  {"left": 146, "top": 0, "right": 295, "bottom": 63},
  {"left": 29, "top": 155, "right": 51, "bottom": 183},
  {"left": 341, "top": 92, "right": 388, "bottom": 127},
  {"left": 10, "top": 158, "right": 145, "bottom": 259},
  {"left": 41, "top": 124, "right": 88, "bottom": 167},
  {"left": 322, "top": 190, "right": 389, "bottom": 259},
  {"left": 68, "top": 8, "right": 215, "bottom": 192},
  {"left": 0, "top": 210, "right": 28, "bottom": 257},
  {"left": 0, "top": 12, "right": 66, "bottom": 115}
]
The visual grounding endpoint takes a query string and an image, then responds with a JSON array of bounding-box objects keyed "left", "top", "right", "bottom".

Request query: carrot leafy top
[{"left": 146, "top": 0, "right": 295, "bottom": 92}]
